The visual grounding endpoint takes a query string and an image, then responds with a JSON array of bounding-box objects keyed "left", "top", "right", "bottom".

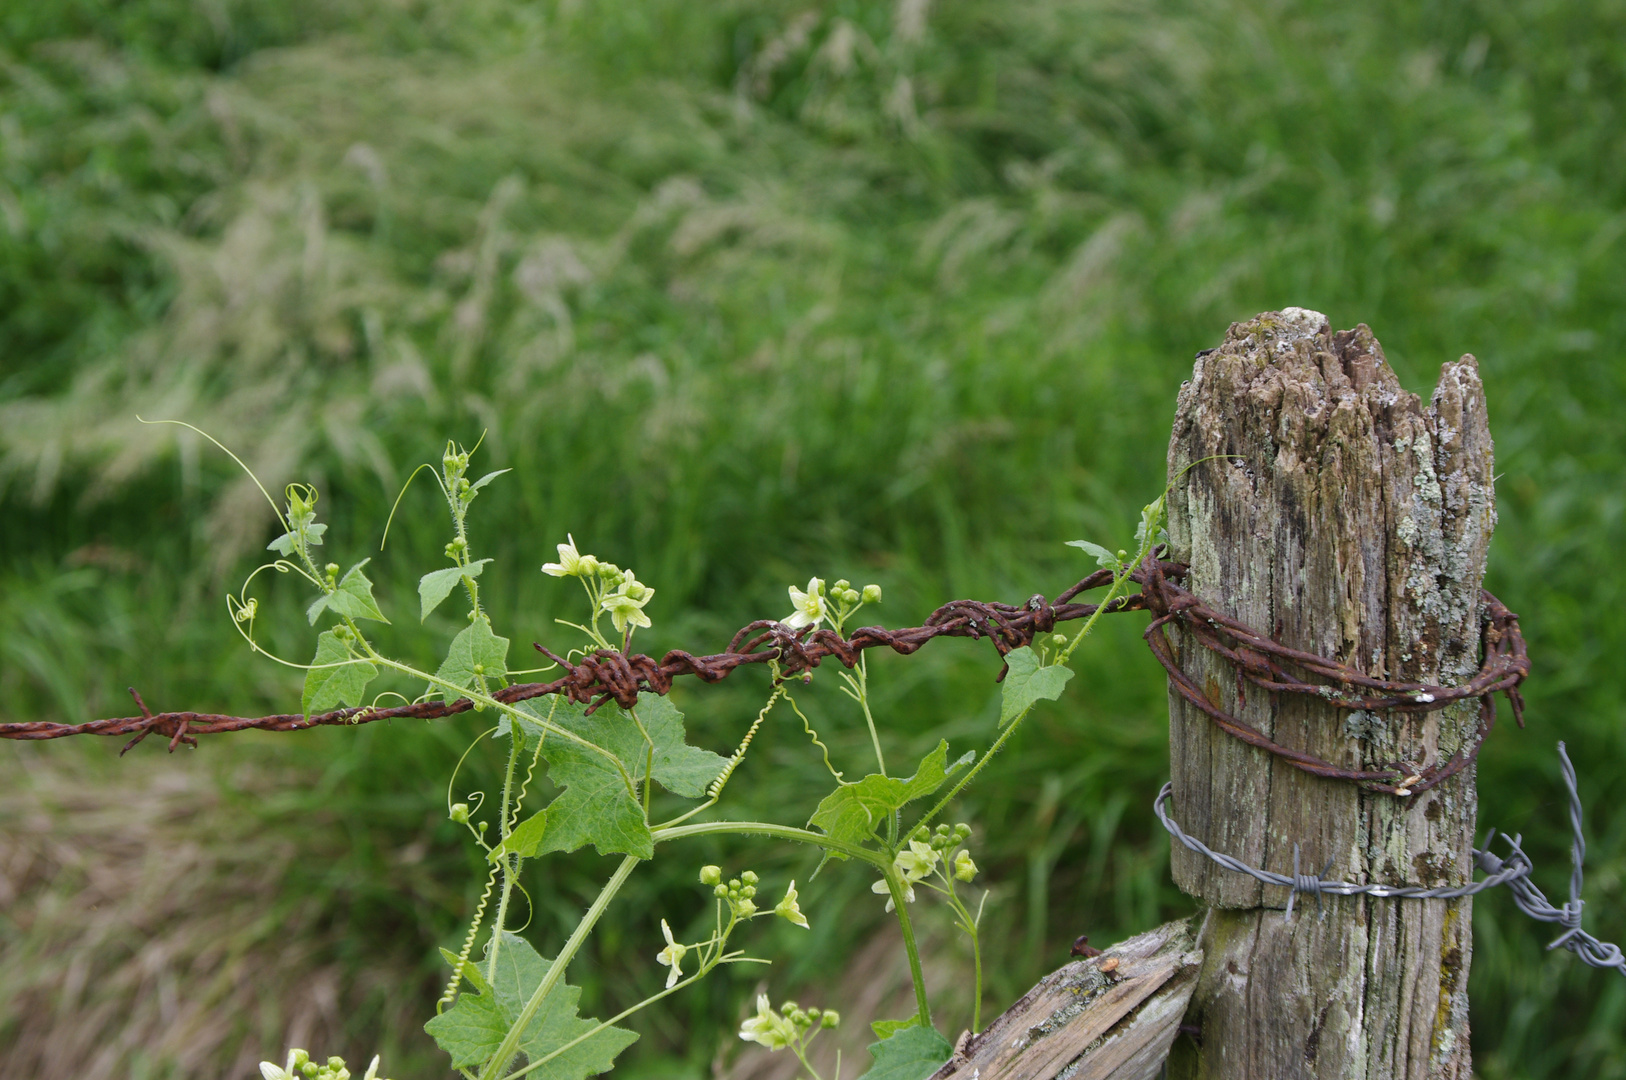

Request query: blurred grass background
[{"left": 0, "top": 0, "right": 1623, "bottom": 1076}]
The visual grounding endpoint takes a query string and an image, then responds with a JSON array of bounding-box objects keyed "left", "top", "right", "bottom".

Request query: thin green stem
[
  {"left": 884, "top": 863, "right": 932, "bottom": 1025},
  {"left": 502, "top": 935, "right": 764, "bottom": 1079},
  {"left": 651, "top": 821, "right": 885, "bottom": 868},
  {"left": 651, "top": 821, "right": 934, "bottom": 1021},
  {"left": 855, "top": 654, "right": 886, "bottom": 777},
  {"left": 477, "top": 855, "right": 641, "bottom": 1080}
]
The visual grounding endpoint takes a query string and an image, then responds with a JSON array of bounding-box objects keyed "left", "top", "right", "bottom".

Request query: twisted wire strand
[
  {"left": 5, "top": 554, "right": 1530, "bottom": 805},
  {"left": 1155, "top": 743, "right": 1626, "bottom": 976}
]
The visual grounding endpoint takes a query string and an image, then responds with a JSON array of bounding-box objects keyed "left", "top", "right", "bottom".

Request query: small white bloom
[
  {"left": 871, "top": 876, "right": 916, "bottom": 913},
  {"left": 543, "top": 534, "right": 587, "bottom": 577},
  {"left": 602, "top": 588, "right": 654, "bottom": 635},
  {"left": 262, "top": 1050, "right": 308, "bottom": 1080},
  {"left": 361, "top": 1055, "right": 389, "bottom": 1080},
  {"left": 894, "top": 839, "right": 940, "bottom": 883},
  {"left": 656, "top": 919, "right": 687, "bottom": 989},
  {"left": 739, "top": 994, "right": 794, "bottom": 1050},
  {"left": 782, "top": 578, "right": 828, "bottom": 630},
  {"left": 774, "top": 880, "right": 810, "bottom": 929}
]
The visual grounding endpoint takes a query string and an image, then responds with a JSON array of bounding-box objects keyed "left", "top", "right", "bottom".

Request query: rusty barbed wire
[{"left": 0, "top": 555, "right": 1529, "bottom": 796}]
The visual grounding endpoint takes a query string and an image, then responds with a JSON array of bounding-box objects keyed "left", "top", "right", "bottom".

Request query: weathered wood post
[{"left": 1163, "top": 309, "right": 1494, "bottom": 1078}]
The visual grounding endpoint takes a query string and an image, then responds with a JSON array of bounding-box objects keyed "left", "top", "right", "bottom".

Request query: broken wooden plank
[{"left": 928, "top": 918, "right": 1200, "bottom": 1080}]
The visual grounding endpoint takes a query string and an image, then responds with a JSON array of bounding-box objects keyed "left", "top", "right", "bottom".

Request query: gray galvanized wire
[{"left": 1154, "top": 743, "right": 1626, "bottom": 975}]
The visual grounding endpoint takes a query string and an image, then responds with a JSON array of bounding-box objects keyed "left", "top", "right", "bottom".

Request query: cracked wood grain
[{"left": 1163, "top": 309, "right": 1493, "bottom": 1079}]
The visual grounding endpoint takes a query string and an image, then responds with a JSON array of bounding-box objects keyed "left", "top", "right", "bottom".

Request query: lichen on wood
[{"left": 1163, "top": 309, "right": 1494, "bottom": 1079}]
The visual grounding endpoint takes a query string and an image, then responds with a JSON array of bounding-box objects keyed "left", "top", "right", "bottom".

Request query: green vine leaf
[
  {"left": 419, "top": 558, "right": 493, "bottom": 621},
  {"left": 998, "top": 646, "right": 1073, "bottom": 726},
  {"left": 268, "top": 521, "right": 325, "bottom": 557},
  {"left": 808, "top": 740, "right": 973, "bottom": 856},
  {"left": 488, "top": 698, "right": 653, "bottom": 861},
  {"left": 634, "top": 694, "right": 729, "bottom": 799},
  {"left": 435, "top": 616, "right": 511, "bottom": 697},
  {"left": 306, "top": 559, "right": 389, "bottom": 625},
  {"left": 301, "top": 630, "right": 378, "bottom": 716},
  {"left": 857, "top": 1022, "right": 954, "bottom": 1080},
  {"left": 425, "top": 931, "right": 638, "bottom": 1076},
  {"left": 1066, "top": 539, "right": 1118, "bottom": 570},
  {"left": 869, "top": 1016, "right": 923, "bottom": 1040}
]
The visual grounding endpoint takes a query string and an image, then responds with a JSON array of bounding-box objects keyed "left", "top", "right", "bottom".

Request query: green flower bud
[
  {"left": 862, "top": 584, "right": 882, "bottom": 603},
  {"left": 728, "top": 878, "right": 741, "bottom": 891},
  {"left": 842, "top": 589, "right": 860, "bottom": 605},
  {"left": 833, "top": 580, "right": 851, "bottom": 593},
  {"left": 735, "top": 898, "right": 757, "bottom": 917},
  {"left": 954, "top": 849, "right": 978, "bottom": 882},
  {"left": 291, "top": 1051, "right": 311, "bottom": 1068},
  {"left": 807, "top": 1007, "right": 821, "bottom": 1019},
  {"left": 1051, "top": 633, "right": 1068, "bottom": 647},
  {"left": 821, "top": 1010, "right": 840, "bottom": 1028},
  {"left": 699, "top": 865, "right": 722, "bottom": 886},
  {"left": 781, "top": 1000, "right": 798, "bottom": 1015},
  {"left": 325, "top": 563, "right": 340, "bottom": 578},
  {"left": 477, "top": 819, "right": 489, "bottom": 833},
  {"left": 328, "top": 1058, "right": 346, "bottom": 1070},
  {"left": 953, "top": 823, "right": 972, "bottom": 842},
  {"left": 302, "top": 1064, "right": 318, "bottom": 1079},
  {"left": 713, "top": 883, "right": 729, "bottom": 898},
  {"left": 450, "top": 803, "right": 470, "bottom": 824},
  {"left": 741, "top": 885, "right": 756, "bottom": 899},
  {"left": 741, "top": 870, "right": 759, "bottom": 885}
]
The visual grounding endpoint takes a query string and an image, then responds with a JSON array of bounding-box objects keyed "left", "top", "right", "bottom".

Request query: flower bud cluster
[
  {"left": 713, "top": 869, "right": 759, "bottom": 918},
  {"left": 781, "top": 576, "right": 882, "bottom": 632},
  {"left": 260, "top": 1050, "right": 390, "bottom": 1080},
  {"left": 738, "top": 995, "right": 839, "bottom": 1052}
]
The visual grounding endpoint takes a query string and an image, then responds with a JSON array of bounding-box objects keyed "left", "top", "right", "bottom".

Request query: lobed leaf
[
  {"left": 857, "top": 1023, "right": 954, "bottom": 1080},
  {"left": 301, "top": 630, "right": 378, "bottom": 716},
  {"left": 809, "top": 740, "right": 973, "bottom": 855},
  {"left": 1066, "top": 538, "right": 1119, "bottom": 570},
  {"left": 998, "top": 646, "right": 1073, "bottom": 726},
  {"left": 306, "top": 559, "right": 389, "bottom": 625},
  {"left": 435, "top": 616, "right": 511, "bottom": 696},
  {"left": 488, "top": 698, "right": 652, "bottom": 861},
  {"left": 419, "top": 558, "right": 493, "bottom": 621},
  {"left": 426, "top": 932, "right": 638, "bottom": 1078}
]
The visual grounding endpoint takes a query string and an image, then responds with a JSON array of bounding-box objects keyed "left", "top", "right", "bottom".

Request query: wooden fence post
[{"left": 1163, "top": 309, "right": 1494, "bottom": 1078}]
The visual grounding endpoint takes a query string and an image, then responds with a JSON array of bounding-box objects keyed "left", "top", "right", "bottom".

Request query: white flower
[
  {"left": 542, "top": 534, "right": 587, "bottom": 577},
  {"left": 656, "top": 919, "right": 687, "bottom": 989},
  {"left": 261, "top": 1050, "right": 308, "bottom": 1080},
  {"left": 361, "top": 1055, "right": 390, "bottom": 1080},
  {"left": 774, "top": 880, "right": 809, "bottom": 929},
  {"left": 895, "top": 839, "right": 940, "bottom": 883},
  {"left": 783, "top": 578, "right": 827, "bottom": 629},
  {"left": 871, "top": 876, "right": 916, "bottom": 913},
  {"left": 601, "top": 582, "right": 654, "bottom": 636},
  {"left": 739, "top": 994, "right": 794, "bottom": 1050}
]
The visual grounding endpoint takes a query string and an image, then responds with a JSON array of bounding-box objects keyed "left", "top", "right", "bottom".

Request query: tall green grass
[{"left": 2, "top": 1, "right": 1623, "bottom": 1076}]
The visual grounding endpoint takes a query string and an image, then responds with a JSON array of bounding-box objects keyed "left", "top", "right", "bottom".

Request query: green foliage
[
  {"left": 425, "top": 931, "right": 638, "bottom": 1076},
  {"left": 857, "top": 1023, "right": 954, "bottom": 1080},
  {"left": 301, "top": 629, "right": 378, "bottom": 716},
  {"left": 809, "top": 741, "right": 973, "bottom": 854},
  {"left": 419, "top": 559, "right": 492, "bottom": 621},
  {"left": 997, "top": 648, "right": 1074, "bottom": 727},
  {"left": 306, "top": 561, "right": 390, "bottom": 626},
  {"left": 434, "top": 617, "right": 511, "bottom": 698},
  {"left": 2, "top": 0, "right": 1624, "bottom": 1075}
]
